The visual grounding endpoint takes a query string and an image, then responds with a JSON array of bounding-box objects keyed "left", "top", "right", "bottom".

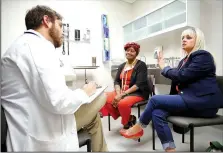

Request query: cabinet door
[
  {"left": 164, "top": 12, "right": 186, "bottom": 29},
  {"left": 123, "top": 23, "right": 133, "bottom": 35},
  {"left": 133, "top": 16, "right": 147, "bottom": 31},
  {"left": 134, "top": 27, "right": 148, "bottom": 41},
  {"left": 147, "top": 9, "right": 163, "bottom": 26},
  {"left": 162, "top": 0, "right": 186, "bottom": 29},
  {"left": 148, "top": 22, "right": 163, "bottom": 35}
]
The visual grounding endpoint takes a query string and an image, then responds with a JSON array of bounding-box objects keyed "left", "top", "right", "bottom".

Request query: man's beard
[{"left": 49, "top": 25, "right": 62, "bottom": 48}]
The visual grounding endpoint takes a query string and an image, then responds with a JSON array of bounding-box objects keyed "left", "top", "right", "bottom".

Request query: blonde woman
[{"left": 121, "top": 27, "right": 223, "bottom": 152}]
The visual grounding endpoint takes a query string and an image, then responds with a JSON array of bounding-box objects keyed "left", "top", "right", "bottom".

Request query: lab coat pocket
[{"left": 24, "top": 134, "right": 67, "bottom": 151}]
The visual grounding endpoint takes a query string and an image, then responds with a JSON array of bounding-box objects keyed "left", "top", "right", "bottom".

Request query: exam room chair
[{"left": 152, "top": 76, "right": 223, "bottom": 152}]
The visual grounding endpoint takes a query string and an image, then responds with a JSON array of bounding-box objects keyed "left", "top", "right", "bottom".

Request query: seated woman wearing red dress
[{"left": 100, "top": 42, "right": 150, "bottom": 133}]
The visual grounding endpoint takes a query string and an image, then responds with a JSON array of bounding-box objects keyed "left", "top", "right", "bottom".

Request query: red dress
[{"left": 100, "top": 67, "right": 144, "bottom": 126}]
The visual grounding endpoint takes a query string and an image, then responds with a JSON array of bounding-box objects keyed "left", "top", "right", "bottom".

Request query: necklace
[
  {"left": 125, "top": 59, "right": 137, "bottom": 69},
  {"left": 121, "top": 59, "right": 137, "bottom": 93}
]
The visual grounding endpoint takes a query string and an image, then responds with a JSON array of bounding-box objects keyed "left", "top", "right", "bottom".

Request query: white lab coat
[{"left": 1, "top": 30, "right": 90, "bottom": 151}]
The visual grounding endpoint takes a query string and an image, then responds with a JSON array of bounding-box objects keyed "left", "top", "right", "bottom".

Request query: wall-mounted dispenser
[{"left": 74, "top": 29, "right": 80, "bottom": 41}]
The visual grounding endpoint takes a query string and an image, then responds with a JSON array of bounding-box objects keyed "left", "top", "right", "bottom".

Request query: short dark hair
[
  {"left": 25, "top": 5, "right": 63, "bottom": 30},
  {"left": 124, "top": 42, "right": 140, "bottom": 55}
]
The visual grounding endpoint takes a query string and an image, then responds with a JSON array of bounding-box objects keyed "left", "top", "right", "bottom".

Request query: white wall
[
  {"left": 1, "top": 0, "right": 132, "bottom": 59},
  {"left": 199, "top": 0, "right": 223, "bottom": 76},
  {"left": 1, "top": 0, "right": 132, "bottom": 91},
  {"left": 200, "top": 0, "right": 223, "bottom": 116}
]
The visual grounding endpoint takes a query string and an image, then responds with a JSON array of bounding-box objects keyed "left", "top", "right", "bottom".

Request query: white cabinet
[{"left": 123, "top": 0, "right": 200, "bottom": 43}]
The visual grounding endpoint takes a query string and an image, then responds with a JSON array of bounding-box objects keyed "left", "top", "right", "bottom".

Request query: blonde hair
[
  {"left": 181, "top": 27, "right": 205, "bottom": 56},
  {"left": 181, "top": 27, "right": 216, "bottom": 66}
]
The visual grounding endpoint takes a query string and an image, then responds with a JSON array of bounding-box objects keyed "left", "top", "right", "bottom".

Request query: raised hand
[{"left": 158, "top": 51, "right": 165, "bottom": 70}]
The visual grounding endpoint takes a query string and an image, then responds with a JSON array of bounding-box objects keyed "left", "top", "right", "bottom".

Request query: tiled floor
[{"left": 80, "top": 107, "right": 223, "bottom": 152}]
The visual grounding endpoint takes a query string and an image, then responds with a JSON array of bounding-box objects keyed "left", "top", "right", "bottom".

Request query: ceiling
[{"left": 121, "top": 0, "right": 137, "bottom": 4}]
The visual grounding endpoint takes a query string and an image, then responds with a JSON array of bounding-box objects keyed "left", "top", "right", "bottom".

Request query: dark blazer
[
  {"left": 114, "top": 60, "right": 150, "bottom": 100},
  {"left": 161, "top": 50, "right": 223, "bottom": 110}
]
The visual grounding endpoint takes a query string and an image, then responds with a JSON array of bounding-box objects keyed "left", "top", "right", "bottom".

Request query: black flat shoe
[
  {"left": 126, "top": 115, "right": 137, "bottom": 128},
  {"left": 123, "top": 115, "right": 137, "bottom": 129},
  {"left": 99, "top": 112, "right": 103, "bottom": 118},
  {"left": 123, "top": 124, "right": 130, "bottom": 129},
  {"left": 131, "top": 115, "right": 136, "bottom": 125}
]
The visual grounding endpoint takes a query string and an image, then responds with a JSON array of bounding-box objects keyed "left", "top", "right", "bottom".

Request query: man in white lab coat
[{"left": 1, "top": 5, "right": 107, "bottom": 151}]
